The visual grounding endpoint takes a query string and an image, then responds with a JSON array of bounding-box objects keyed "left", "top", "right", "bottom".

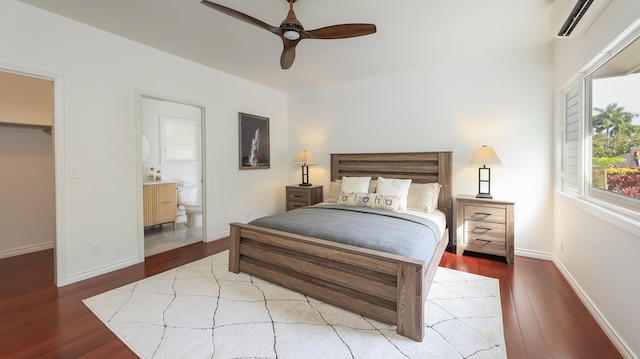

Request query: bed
[{"left": 228, "top": 151, "right": 453, "bottom": 341}]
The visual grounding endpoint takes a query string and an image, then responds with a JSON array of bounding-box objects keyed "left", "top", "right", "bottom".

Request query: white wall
[
  {"left": 288, "top": 45, "right": 555, "bottom": 254},
  {"left": 1, "top": 0, "right": 288, "bottom": 285},
  {"left": 0, "top": 127, "right": 55, "bottom": 257},
  {"left": 553, "top": 1, "right": 640, "bottom": 357}
]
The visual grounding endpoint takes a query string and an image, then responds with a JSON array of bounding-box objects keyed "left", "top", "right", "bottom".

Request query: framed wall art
[{"left": 238, "top": 112, "right": 270, "bottom": 170}]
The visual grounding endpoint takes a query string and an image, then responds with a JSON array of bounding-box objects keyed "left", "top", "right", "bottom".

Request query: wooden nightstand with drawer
[
  {"left": 456, "top": 195, "right": 515, "bottom": 264},
  {"left": 285, "top": 185, "right": 323, "bottom": 211}
]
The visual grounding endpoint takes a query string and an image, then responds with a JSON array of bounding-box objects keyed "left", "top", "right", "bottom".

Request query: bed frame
[{"left": 229, "top": 152, "right": 453, "bottom": 341}]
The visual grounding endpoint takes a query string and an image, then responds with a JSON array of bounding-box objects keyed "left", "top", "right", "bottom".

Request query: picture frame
[{"left": 238, "top": 112, "right": 270, "bottom": 170}]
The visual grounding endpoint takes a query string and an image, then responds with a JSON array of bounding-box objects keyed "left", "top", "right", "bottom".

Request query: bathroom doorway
[{"left": 140, "top": 95, "right": 205, "bottom": 256}]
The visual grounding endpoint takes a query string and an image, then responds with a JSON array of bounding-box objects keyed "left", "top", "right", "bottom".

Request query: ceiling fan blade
[
  {"left": 280, "top": 39, "right": 300, "bottom": 69},
  {"left": 305, "top": 24, "right": 377, "bottom": 40},
  {"left": 200, "top": 0, "right": 278, "bottom": 34}
]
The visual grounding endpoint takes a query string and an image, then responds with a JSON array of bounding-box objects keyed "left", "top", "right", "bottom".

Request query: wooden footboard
[{"left": 229, "top": 222, "right": 449, "bottom": 342}]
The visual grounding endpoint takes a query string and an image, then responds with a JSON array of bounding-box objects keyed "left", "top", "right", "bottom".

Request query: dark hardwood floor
[
  {"left": 439, "top": 253, "right": 622, "bottom": 358},
  {"left": 0, "top": 239, "right": 622, "bottom": 358}
]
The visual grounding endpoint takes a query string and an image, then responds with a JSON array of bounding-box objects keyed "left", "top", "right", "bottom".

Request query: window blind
[
  {"left": 563, "top": 85, "right": 581, "bottom": 193},
  {"left": 161, "top": 117, "right": 200, "bottom": 162}
]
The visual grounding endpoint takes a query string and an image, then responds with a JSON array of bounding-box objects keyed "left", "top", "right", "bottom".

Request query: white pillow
[
  {"left": 338, "top": 191, "right": 400, "bottom": 211},
  {"left": 376, "top": 177, "right": 412, "bottom": 210},
  {"left": 341, "top": 176, "right": 371, "bottom": 193},
  {"left": 407, "top": 182, "right": 442, "bottom": 213}
]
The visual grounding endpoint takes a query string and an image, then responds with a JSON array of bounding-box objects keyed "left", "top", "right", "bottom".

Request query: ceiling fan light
[{"left": 283, "top": 30, "right": 300, "bottom": 40}]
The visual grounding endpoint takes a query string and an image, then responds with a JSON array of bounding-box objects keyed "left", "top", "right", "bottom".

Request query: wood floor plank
[
  {"left": 0, "top": 240, "right": 623, "bottom": 359},
  {"left": 499, "top": 280, "right": 528, "bottom": 358},
  {"left": 517, "top": 257, "right": 574, "bottom": 357}
]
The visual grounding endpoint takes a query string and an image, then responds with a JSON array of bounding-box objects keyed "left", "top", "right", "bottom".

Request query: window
[
  {"left": 558, "top": 21, "right": 640, "bottom": 218},
  {"left": 160, "top": 116, "right": 201, "bottom": 163}
]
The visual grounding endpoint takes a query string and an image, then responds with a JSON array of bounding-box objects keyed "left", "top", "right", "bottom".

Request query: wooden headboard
[{"left": 330, "top": 152, "right": 453, "bottom": 245}]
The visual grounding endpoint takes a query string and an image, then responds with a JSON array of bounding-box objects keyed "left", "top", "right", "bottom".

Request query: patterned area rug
[{"left": 83, "top": 251, "right": 506, "bottom": 358}]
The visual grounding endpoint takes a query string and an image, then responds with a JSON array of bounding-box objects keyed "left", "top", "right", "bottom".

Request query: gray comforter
[{"left": 249, "top": 205, "right": 441, "bottom": 265}]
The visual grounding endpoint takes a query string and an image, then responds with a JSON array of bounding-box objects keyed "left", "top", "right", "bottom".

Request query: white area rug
[{"left": 83, "top": 251, "right": 506, "bottom": 358}]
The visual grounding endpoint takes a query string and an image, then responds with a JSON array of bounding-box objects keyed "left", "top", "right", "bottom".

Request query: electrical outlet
[
  {"left": 70, "top": 165, "right": 80, "bottom": 178},
  {"left": 246, "top": 210, "right": 251, "bottom": 219},
  {"left": 91, "top": 242, "right": 101, "bottom": 255}
]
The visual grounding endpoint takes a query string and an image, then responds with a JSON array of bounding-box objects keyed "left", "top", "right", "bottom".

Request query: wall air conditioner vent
[
  {"left": 558, "top": 0, "right": 593, "bottom": 37},
  {"left": 550, "top": 0, "right": 611, "bottom": 38}
]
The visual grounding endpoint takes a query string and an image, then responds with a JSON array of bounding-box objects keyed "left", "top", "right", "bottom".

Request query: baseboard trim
[
  {"left": 0, "top": 242, "right": 54, "bottom": 259},
  {"left": 206, "top": 230, "right": 230, "bottom": 242},
  {"left": 514, "top": 248, "right": 554, "bottom": 261},
  {"left": 551, "top": 255, "right": 636, "bottom": 359},
  {"left": 65, "top": 257, "right": 143, "bottom": 285}
]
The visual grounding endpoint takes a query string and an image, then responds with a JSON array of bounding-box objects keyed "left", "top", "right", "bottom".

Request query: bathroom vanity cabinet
[{"left": 143, "top": 182, "right": 177, "bottom": 229}]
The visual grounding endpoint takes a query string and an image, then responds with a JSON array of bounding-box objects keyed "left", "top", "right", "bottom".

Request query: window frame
[{"left": 556, "top": 20, "right": 640, "bottom": 232}]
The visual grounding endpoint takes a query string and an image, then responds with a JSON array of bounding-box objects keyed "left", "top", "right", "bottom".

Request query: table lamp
[
  {"left": 293, "top": 150, "right": 315, "bottom": 186},
  {"left": 470, "top": 145, "right": 501, "bottom": 199}
]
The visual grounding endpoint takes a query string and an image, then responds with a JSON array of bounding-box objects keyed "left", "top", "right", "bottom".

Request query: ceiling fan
[{"left": 200, "top": 0, "right": 377, "bottom": 69}]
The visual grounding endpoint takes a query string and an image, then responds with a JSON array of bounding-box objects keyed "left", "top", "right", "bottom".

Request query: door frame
[
  {"left": 0, "top": 63, "right": 66, "bottom": 286},
  {"left": 136, "top": 91, "right": 207, "bottom": 258}
]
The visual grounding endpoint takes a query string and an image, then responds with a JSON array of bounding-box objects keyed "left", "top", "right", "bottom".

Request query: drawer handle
[
  {"left": 472, "top": 238, "right": 492, "bottom": 245},
  {"left": 293, "top": 194, "right": 302, "bottom": 198},
  {"left": 473, "top": 212, "right": 492, "bottom": 217},
  {"left": 473, "top": 226, "right": 492, "bottom": 233}
]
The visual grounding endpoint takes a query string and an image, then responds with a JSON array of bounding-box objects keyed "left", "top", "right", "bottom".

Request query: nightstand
[
  {"left": 456, "top": 195, "right": 515, "bottom": 264},
  {"left": 285, "top": 185, "right": 323, "bottom": 211}
]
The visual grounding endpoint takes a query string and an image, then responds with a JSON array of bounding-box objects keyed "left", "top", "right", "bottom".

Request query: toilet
[{"left": 177, "top": 182, "right": 202, "bottom": 227}]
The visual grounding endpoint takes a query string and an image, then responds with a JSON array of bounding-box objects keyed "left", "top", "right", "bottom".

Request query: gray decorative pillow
[{"left": 338, "top": 191, "right": 400, "bottom": 211}]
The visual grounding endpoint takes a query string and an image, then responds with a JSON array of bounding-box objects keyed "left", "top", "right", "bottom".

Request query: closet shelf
[{"left": 0, "top": 122, "right": 52, "bottom": 134}]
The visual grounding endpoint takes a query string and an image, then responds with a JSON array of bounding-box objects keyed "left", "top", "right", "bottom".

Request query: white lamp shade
[
  {"left": 470, "top": 145, "right": 501, "bottom": 165},
  {"left": 293, "top": 150, "right": 315, "bottom": 165}
]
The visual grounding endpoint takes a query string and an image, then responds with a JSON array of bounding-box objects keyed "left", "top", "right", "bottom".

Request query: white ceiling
[{"left": 19, "top": 0, "right": 554, "bottom": 93}]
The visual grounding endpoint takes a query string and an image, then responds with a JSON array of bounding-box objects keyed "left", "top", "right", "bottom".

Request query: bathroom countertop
[{"left": 143, "top": 181, "right": 177, "bottom": 186}]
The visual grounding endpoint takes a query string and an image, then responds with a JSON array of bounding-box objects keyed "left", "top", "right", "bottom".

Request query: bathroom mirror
[{"left": 142, "top": 134, "right": 151, "bottom": 164}]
